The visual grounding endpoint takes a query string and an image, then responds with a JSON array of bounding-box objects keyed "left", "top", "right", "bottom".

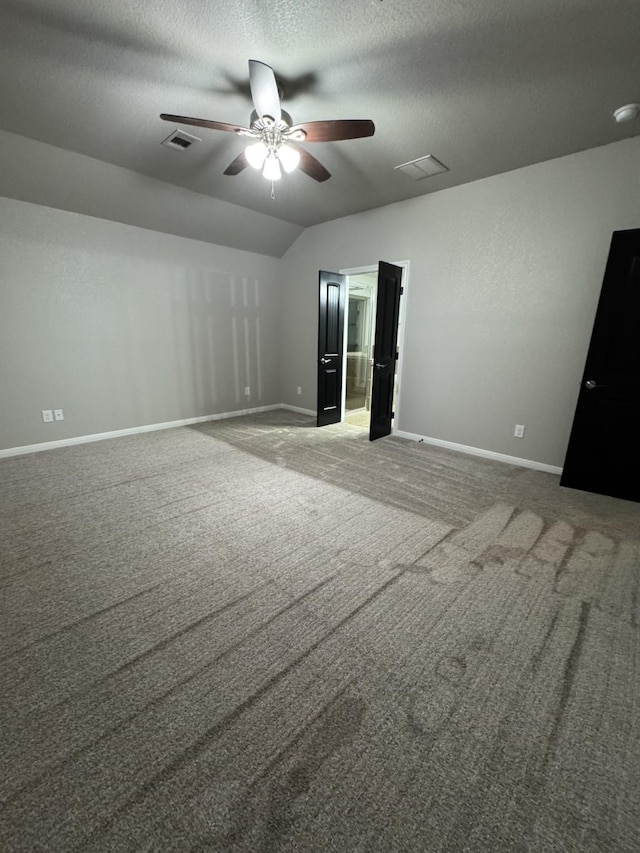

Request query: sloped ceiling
[{"left": 1, "top": 0, "right": 639, "bottom": 256}]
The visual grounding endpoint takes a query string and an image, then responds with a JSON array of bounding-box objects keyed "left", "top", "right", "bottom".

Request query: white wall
[
  {"left": 279, "top": 137, "right": 640, "bottom": 468},
  {"left": 0, "top": 197, "right": 281, "bottom": 451}
]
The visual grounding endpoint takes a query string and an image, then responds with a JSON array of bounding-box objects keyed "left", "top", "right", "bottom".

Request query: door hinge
[
  {"left": 391, "top": 412, "right": 395, "bottom": 419},
  {"left": 395, "top": 351, "right": 399, "bottom": 360},
  {"left": 400, "top": 287, "right": 404, "bottom": 295}
]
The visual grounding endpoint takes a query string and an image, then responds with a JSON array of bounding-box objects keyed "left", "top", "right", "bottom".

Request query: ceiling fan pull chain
[{"left": 271, "top": 181, "right": 276, "bottom": 200}]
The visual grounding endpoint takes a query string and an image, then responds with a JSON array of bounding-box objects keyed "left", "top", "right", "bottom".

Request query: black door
[
  {"left": 317, "top": 270, "right": 346, "bottom": 427},
  {"left": 370, "top": 261, "right": 403, "bottom": 441},
  {"left": 560, "top": 228, "right": 640, "bottom": 502}
]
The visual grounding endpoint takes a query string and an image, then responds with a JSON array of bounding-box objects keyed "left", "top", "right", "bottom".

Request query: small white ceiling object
[{"left": 613, "top": 103, "right": 640, "bottom": 123}]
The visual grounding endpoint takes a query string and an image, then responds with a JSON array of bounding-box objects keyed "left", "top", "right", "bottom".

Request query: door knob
[
  {"left": 320, "top": 357, "right": 331, "bottom": 364},
  {"left": 375, "top": 362, "right": 385, "bottom": 369},
  {"left": 584, "top": 379, "right": 607, "bottom": 390}
]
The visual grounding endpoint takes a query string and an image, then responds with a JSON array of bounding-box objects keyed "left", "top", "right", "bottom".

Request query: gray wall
[
  {"left": 0, "top": 197, "right": 281, "bottom": 450},
  {"left": 279, "top": 137, "right": 640, "bottom": 468},
  {"left": 3, "top": 136, "right": 640, "bottom": 464},
  {"left": 0, "top": 129, "right": 303, "bottom": 258}
]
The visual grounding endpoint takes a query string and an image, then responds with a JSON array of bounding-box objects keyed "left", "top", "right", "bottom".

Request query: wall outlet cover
[{"left": 42, "top": 409, "right": 53, "bottom": 423}]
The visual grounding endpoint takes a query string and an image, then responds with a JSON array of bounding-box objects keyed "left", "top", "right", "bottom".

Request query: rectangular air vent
[
  {"left": 161, "top": 129, "right": 201, "bottom": 151},
  {"left": 394, "top": 155, "right": 449, "bottom": 180}
]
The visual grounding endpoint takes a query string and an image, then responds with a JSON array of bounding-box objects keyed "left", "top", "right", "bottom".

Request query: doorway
[
  {"left": 342, "top": 262, "right": 407, "bottom": 437},
  {"left": 317, "top": 261, "right": 407, "bottom": 439},
  {"left": 344, "top": 273, "right": 377, "bottom": 429}
]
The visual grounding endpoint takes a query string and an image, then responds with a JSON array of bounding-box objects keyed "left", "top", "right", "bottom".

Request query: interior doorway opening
[
  {"left": 317, "top": 260, "right": 407, "bottom": 437},
  {"left": 344, "top": 272, "right": 377, "bottom": 429}
]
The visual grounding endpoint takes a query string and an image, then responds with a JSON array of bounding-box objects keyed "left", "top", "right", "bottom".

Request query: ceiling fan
[{"left": 160, "top": 60, "right": 375, "bottom": 183}]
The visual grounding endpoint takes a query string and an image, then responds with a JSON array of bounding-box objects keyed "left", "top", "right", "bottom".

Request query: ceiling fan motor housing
[
  {"left": 160, "top": 59, "right": 373, "bottom": 183},
  {"left": 250, "top": 109, "right": 293, "bottom": 128}
]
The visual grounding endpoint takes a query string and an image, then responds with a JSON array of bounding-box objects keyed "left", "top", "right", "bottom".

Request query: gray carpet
[{"left": 1, "top": 410, "right": 639, "bottom": 852}]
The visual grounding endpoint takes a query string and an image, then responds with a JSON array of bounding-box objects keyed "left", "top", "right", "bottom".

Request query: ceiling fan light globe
[
  {"left": 277, "top": 144, "right": 300, "bottom": 173},
  {"left": 245, "top": 141, "right": 268, "bottom": 169},
  {"left": 262, "top": 154, "right": 282, "bottom": 181}
]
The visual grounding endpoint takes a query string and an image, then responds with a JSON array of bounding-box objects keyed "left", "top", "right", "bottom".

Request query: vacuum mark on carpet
[
  {"left": 542, "top": 601, "right": 591, "bottom": 773},
  {"left": 4, "top": 577, "right": 338, "bottom": 804},
  {"left": 0, "top": 580, "right": 166, "bottom": 663},
  {"left": 76, "top": 577, "right": 400, "bottom": 849}
]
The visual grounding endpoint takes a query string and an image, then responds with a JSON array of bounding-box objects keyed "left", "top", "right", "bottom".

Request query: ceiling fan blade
[
  {"left": 248, "top": 60, "right": 281, "bottom": 122},
  {"left": 223, "top": 151, "right": 249, "bottom": 176},
  {"left": 289, "top": 119, "right": 375, "bottom": 143},
  {"left": 160, "top": 113, "right": 250, "bottom": 134},
  {"left": 290, "top": 145, "right": 331, "bottom": 182}
]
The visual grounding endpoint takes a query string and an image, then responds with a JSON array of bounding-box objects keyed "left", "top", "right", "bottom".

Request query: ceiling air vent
[
  {"left": 394, "top": 155, "right": 449, "bottom": 180},
  {"left": 161, "top": 129, "right": 201, "bottom": 151}
]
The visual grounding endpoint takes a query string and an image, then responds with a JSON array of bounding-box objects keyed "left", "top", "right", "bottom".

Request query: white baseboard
[
  {"left": 0, "top": 404, "right": 296, "bottom": 459},
  {"left": 279, "top": 404, "right": 316, "bottom": 416},
  {"left": 394, "top": 429, "right": 562, "bottom": 475},
  {"left": 1, "top": 410, "right": 559, "bottom": 474}
]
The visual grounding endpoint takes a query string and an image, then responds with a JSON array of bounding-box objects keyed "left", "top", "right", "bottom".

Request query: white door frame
[{"left": 340, "top": 260, "right": 410, "bottom": 435}]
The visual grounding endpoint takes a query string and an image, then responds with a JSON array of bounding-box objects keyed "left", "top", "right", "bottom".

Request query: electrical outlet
[
  {"left": 54, "top": 409, "right": 64, "bottom": 421},
  {"left": 42, "top": 409, "right": 53, "bottom": 423},
  {"left": 244, "top": 386, "right": 250, "bottom": 396},
  {"left": 514, "top": 424, "right": 525, "bottom": 438},
  {"left": 296, "top": 386, "right": 302, "bottom": 395}
]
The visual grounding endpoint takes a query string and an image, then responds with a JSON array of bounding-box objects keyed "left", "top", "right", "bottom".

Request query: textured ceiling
[{"left": 1, "top": 0, "right": 639, "bottom": 251}]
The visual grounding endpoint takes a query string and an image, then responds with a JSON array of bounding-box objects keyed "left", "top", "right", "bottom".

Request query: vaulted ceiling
[{"left": 1, "top": 0, "right": 639, "bottom": 255}]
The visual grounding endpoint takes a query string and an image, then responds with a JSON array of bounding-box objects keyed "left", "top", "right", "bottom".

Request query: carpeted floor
[{"left": 1, "top": 410, "right": 638, "bottom": 852}]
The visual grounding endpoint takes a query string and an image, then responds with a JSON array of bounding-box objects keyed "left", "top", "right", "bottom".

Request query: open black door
[
  {"left": 370, "top": 261, "right": 403, "bottom": 441},
  {"left": 560, "top": 228, "right": 640, "bottom": 502},
  {"left": 317, "top": 270, "right": 346, "bottom": 427}
]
